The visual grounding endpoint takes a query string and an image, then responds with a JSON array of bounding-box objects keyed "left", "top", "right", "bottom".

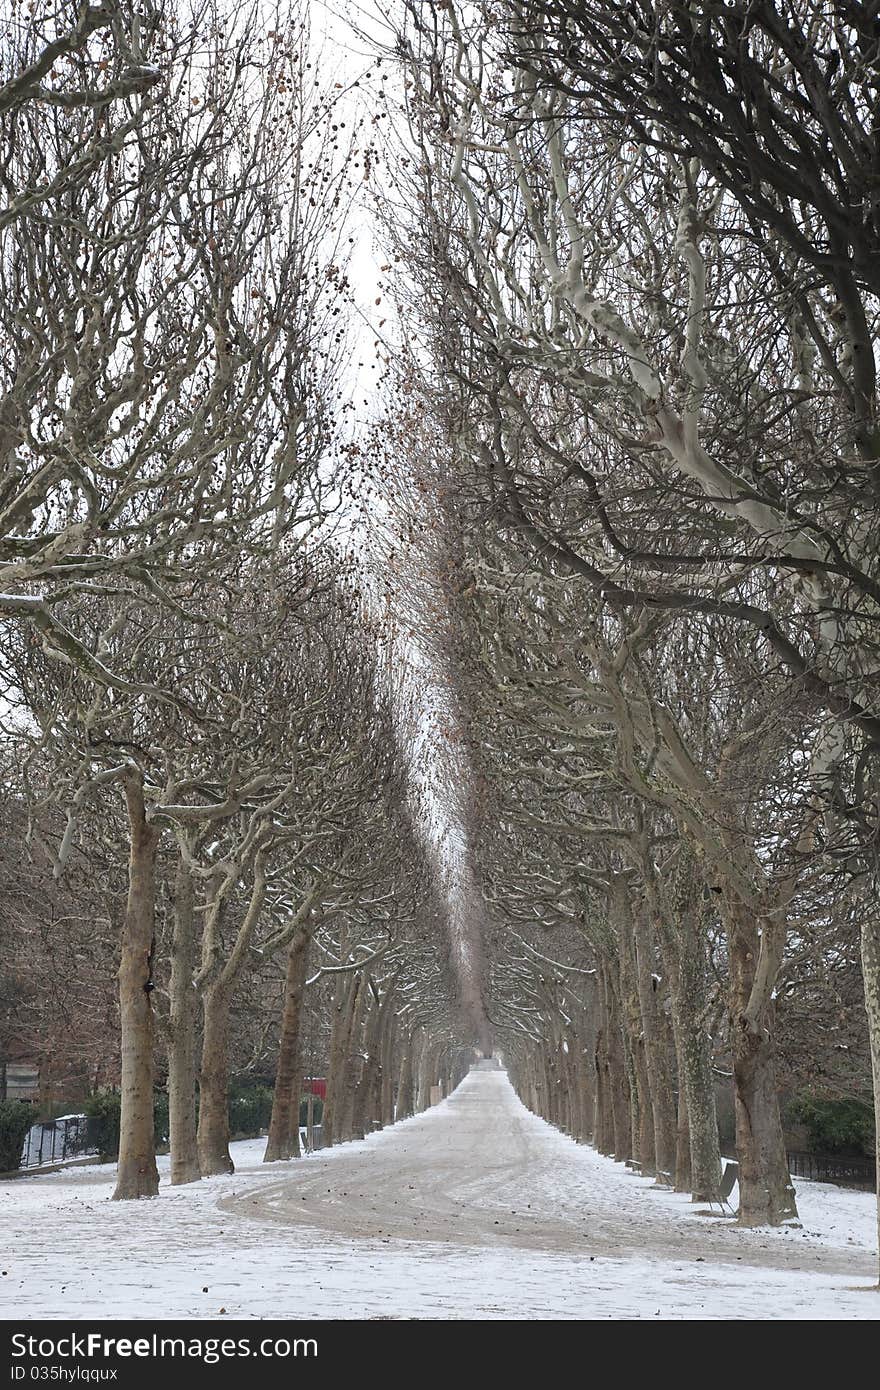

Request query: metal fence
[
  {"left": 300, "top": 1124, "right": 323, "bottom": 1153},
  {"left": 787, "top": 1150, "right": 876, "bottom": 1189},
  {"left": 20, "top": 1115, "right": 99, "bottom": 1170}
]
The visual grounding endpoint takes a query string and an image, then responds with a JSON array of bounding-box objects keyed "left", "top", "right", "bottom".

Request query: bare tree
[{"left": 1, "top": 1, "right": 351, "bottom": 695}]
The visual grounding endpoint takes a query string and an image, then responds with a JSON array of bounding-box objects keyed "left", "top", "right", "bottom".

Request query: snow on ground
[{"left": 0, "top": 1070, "right": 877, "bottom": 1321}]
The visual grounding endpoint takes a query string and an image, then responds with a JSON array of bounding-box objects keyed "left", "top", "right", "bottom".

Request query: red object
[{"left": 304, "top": 1077, "right": 326, "bottom": 1099}]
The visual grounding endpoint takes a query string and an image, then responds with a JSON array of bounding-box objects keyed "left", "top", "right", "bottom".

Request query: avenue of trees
[
  {"left": 369, "top": 0, "right": 880, "bottom": 1245},
  {"left": 0, "top": 0, "right": 465, "bottom": 1200},
  {"left": 0, "top": 0, "right": 877, "bottom": 1285}
]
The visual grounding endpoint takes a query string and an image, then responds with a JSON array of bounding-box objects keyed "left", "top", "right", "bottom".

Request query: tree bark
[
  {"left": 727, "top": 899, "right": 797, "bottom": 1224},
  {"left": 577, "top": 1030, "right": 595, "bottom": 1142},
  {"left": 537, "top": 1052, "right": 552, "bottom": 1124},
  {"left": 593, "top": 974, "right": 615, "bottom": 1154},
  {"left": 561, "top": 1030, "right": 580, "bottom": 1137},
  {"left": 339, "top": 973, "right": 367, "bottom": 1143},
  {"left": 196, "top": 850, "right": 268, "bottom": 1175},
  {"left": 416, "top": 1037, "right": 438, "bottom": 1111},
  {"left": 672, "top": 919, "right": 722, "bottom": 1203},
  {"left": 618, "top": 928, "right": 654, "bottom": 1173},
  {"left": 168, "top": 851, "right": 200, "bottom": 1185},
  {"left": 860, "top": 909, "right": 880, "bottom": 1286},
  {"left": 197, "top": 980, "right": 234, "bottom": 1176},
  {"left": 358, "top": 983, "right": 396, "bottom": 1134},
  {"left": 396, "top": 1031, "right": 415, "bottom": 1120},
  {"left": 652, "top": 915, "right": 691, "bottom": 1191},
  {"left": 113, "top": 768, "right": 160, "bottom": 1201},
  {"left": 264, "top": 928, "right": 310, "bottom": 1162},
  {"left": 634, "top": 911, "right": 676, "bottom": 1183},
  {"left": 648, "top": 856, "right": 723, "bottom": 1203},
  {"left": 380, "top": 1016, "right": 396, "bottom": 1126},
  {"left": 323, "top": 971, "right": 361, "bottom": 1147},
  {"left": 673, "top": 1044, "right": 691, "bottom": 1194},
  {"left": 603, "top": 966, "right": 632, "bottom": 1162},
  {"left": 287, "top": 1077, "right": 302, "bottom": 1153}
]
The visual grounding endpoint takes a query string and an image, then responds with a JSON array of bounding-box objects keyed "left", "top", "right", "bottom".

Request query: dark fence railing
[
  {"left": 787, "top": 1150, "right": 876, "bottom": 1189},
  {"left": 20, "top": 1117, "right": 322, "bottom": 1172},
  {"left": 20, "top": 1115, "right": 99, "bottom": 1170}
]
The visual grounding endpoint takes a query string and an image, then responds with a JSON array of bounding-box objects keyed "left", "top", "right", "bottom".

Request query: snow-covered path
[{"left": 1, "top": 1069, "right": 878, "bottom": 1320}]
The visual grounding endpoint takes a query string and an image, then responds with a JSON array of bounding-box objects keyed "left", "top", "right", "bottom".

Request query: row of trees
[
  {"left": 371, "top": 0, "right": 879, "bottom": 1251},
  {"left": 0, "top": 2, "right": 464, "bottom": 1196}
]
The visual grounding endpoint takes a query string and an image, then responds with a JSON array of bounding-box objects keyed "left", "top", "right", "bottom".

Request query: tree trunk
[
  {"left": 264, "top": 929, "right": 310, "bottom": 1162},
  {"left": 603, "top": 967, "right": 632, "bottom": 1162},
  {"left": 538, "top": 1052, "right": 553, "bottom": 1123},
  {"left": 113, "top": 769, "right": 160, "bottom": 1201},
  {"left": 674, "top": 1053, "right": 691, "bottom": 1194},
  {"left": 649, "top": 859, "right": 723, "bottom": 1203},
  {"left": 579, "top": 1037, "right": 595, "bottom": 1142},
  {"left": 197, "top": 981, "right": 234, "bottom": 1176},
  {"left": 168, "top": 852, "right": 200, "bottom": 1186},
  {"left": 673, "top": 920, "right": 722, "bottom": 1203},
  {"left": 618, "top": 931, "right": 654, "bottom": 1173},
  {"left": 360, "top": 985, "right": 395, "bottom": 1133},
  {"left": 525, "top": 1053, "right": 538, "bottom": 1115},
  {"left": 416, "top": 1038, "right": 437, "bottom": 1111},
  {"left": 860, "top": 909, "right": 880, "bottom": 1286},
  {"left": 559, "top": 1037, "right": 572, "bottom": 1131},
  {"left": 648, "top": 901, "right": 691, "bottom": 1192},
  {"left": 380, "top": 1017, "right": 396, "bottom": 1125},
  {"left": 287, "top": 1078, "right": 302, "bottom": 1153},
  {"left": 194, "top": 849, "right": 268, "bottom": 1176},
  {"left": 546, "top": 1019, "right": 563, "bottom": 1127},
  {"left": 545, "top": 1030, "right": 559, "bottom": 1125},
  {"left": 396, "top": 1033, "right": 415, "bottom": 1120},
  {"left": 727, "top": 901, "right": 797, "bottom": 1224},
  {"left": 353, "top": 985, "right": 382, "bottom": 1139},
  {"left": 323, "top": 971, "right": 361, "bottom": 1147},
  {"left": 566, "top": 1034, "right": 581, "bottom": 1134},
  {"left": 634, "top": 912, "right": 676, "bottom": 1183},
  {"left": 339, "top": 974, "right": 367, "bottom": 1143},
  {"left": 593, "top": 976, "right": 615, "bottom": 1154}
]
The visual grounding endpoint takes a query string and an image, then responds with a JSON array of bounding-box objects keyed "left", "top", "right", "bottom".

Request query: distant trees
[{"left": 0, "top": 793, "right": 120, "bottom": 1102}]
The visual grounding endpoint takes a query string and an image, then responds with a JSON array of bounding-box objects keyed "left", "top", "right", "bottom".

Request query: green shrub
[
  {"left": 83, "top": 1084, "right": 276, "bottom": 1158},
  {"left": 0, "top": 1100, "right": 34, "bottom": 1172},
  {"left": 228, "top": 1085, "right": 273, "bottom": 1138},
  {"left": 786, "top": 1095, "right": 875, "bottom": 1156},
  {"left": 83, "top": 1091, "right": 170, "bottom": 1159},
  {"left": 33, "top": 1101, "right": 77, "bottom": 1125},
  {"left": 83, "top": 1092, "right": 122, "bottom": 1159}
]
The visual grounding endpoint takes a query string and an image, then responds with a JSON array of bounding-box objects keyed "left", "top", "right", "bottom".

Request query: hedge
[
  {"left": 84, "top": 1085, "right": 274, "bottom": 1159},
  {"left": 0, "top": 1100, "right": 34, "bottom": 1172},
  {"left": 228, "top": 1086, "right": 273, "bottom": 1138},
  {"left": 786, "top": 1095, "right": 876, "bottom": 1156}
]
